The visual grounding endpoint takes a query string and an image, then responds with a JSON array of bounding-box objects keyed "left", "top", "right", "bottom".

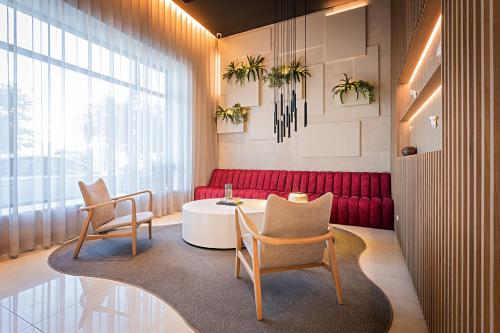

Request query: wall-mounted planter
[
  {"left": 217, "top": 119, "right": 244, "bottom": 134},
  {"left": 336, "top": 91, "right": 371, "bottom": 107}
]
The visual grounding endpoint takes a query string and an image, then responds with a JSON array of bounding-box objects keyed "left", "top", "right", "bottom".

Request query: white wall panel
[
  {"left": 299, "top": 121, "right": 360, "bottom": 157},
  {"left": 217, "top": 1, "right": 391, "bottom": 172},
  {"left": 305, "top": 63, "right": 324, "bottom": 114},
  {"left": 325, "top": 7, "right": 366, "bottom": 61},
  {"left": 248, "top": 105, "right": 276, "bottom": 140},
  {"left": 225, "top": 79, "right": 260, "bottom": 107}
]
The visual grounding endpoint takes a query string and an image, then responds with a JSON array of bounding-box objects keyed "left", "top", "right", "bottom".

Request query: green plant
[
  {"left": 355, "top": 80, "right": 375, "bottom": 103},
  {"left": 263, "top": 65, "right": 287, "bottom": 88},
  {"left": 264, "top": 58, "right": 310, "bottom": 88},
  {"left": 331, "top": 74, "right": 375, "bottom": 104},
  {"left": 215, "top": 103, "right": 249, "bottom": 124},
  {"left": 286, "top": 58, "right": 310, "bottom": 84},
  {"left": 222, "top": 55, "right": 267, "bottom": 85},
  {"left": 222, "top": 61, "right": 246, "bottom": 85},
  {"left": 245, "top": 55, "right": 267, "bottom": 81}
]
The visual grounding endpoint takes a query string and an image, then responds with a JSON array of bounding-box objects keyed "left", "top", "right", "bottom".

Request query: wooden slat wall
[{"left": 391, "top": 0, "right": 500, "bottom": 332}]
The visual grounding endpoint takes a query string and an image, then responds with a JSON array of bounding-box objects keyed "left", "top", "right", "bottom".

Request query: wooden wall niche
[{"left": 397, "top": 9, "right": 442, "bottom": 156}]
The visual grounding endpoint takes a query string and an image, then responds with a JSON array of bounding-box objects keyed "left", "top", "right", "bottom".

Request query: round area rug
[{"left": 48, "top": 224, "right": 392, "bottom": 333}]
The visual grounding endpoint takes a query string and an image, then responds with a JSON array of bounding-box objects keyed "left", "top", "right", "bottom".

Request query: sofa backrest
[{"left": 208, "top": 169, "right": 392, "bottom": 198}]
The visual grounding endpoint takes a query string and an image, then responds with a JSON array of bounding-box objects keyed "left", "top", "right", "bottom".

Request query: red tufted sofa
[{"left": 194, "top": 169, "right": 394, "bottom": 230}]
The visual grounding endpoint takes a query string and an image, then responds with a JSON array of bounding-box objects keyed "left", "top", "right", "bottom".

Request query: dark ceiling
[{"left": 172, "top": 0, "right": 353, "bottom": 37}]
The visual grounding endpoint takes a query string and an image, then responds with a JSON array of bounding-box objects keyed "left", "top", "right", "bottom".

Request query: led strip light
[
  {"left": 409, "top": 15, "right": 442, "bottom": 84},
  {"left": 408, "top": 85, "right": 442, "bottom": 122}
]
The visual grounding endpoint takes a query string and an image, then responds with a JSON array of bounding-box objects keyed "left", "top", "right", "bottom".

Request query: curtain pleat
[{"left": 0, "top": 0, "right": 217, "bottom": 258}]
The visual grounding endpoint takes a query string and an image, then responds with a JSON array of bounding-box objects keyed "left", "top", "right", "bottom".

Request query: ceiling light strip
[
  {"left": 167, "top": 0, "right": 212, "bottom": 35},
  {"left": 325, "top": 0, "right": 369, "bottom": 16}
]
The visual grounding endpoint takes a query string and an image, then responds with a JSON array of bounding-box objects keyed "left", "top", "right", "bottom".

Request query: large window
[{"left": 0, "top": 1, "right": 185, "bottom": 215}]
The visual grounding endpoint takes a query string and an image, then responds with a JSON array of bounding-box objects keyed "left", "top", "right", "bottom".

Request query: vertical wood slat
[{"left": 391, "top": 0, "right": 499, "bottom": 332}]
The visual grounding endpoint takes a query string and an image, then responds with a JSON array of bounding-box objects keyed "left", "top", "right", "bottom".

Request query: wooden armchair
[
  {"left": 73, "top": 178, "right": 153, "bottom": 259},
  {"left": 234, "top": 193, "right": 343, "bottom": 320}
]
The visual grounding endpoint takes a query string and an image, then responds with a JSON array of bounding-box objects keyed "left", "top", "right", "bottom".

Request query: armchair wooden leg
[
  {"left": 327, "top": 237, "right": 343, "bottom": 304},
  {"left": 235, "top": 253, "right": 241, "bottom": 278},
  {"left": 252, "top": 239, "right": 263, "bottom": 320},
  {"left": 73, "top": 235, "right": 87, "bottom": 259},
  {"left": 132, "top": 228, "right": 137, "bottom": 256},
  {"left": 73, "top": 213, "right": 92, "bottom": 259},
  {"left": 148, "top": 220, "right": 152, "bottom": 239},
  {"left": 234, "top": 209, "right": 242, "bottom": 278}
]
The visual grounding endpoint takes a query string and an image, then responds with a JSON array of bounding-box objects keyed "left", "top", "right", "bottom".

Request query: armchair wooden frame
[
  {"left": 73, "top": 190, "right": 153, "bottom": 259},
  {"left": 234, "top": 205, "right": 343, "bottom": 320}
]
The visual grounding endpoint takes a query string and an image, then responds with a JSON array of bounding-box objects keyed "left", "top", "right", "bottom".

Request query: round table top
[{"left": 182, "top": 198, "right": 266, "bottom": 215}]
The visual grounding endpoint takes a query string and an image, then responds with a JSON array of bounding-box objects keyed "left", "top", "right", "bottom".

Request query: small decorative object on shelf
[
  {"left": 402, "top": 146, "right": 418, "bottom": 156},
  {"left": 215, "top": 103, "right": 249, "bottom": 125},
  {"left": 331, "top": 73, "right": 375, "bottom": 104},
  {"left": 429, "top": 115, "right": 439, "bottom": 128},
  {"left": 222, "top": 55, "right": 266, "bottom": 85},
  {"left": 288, "top": 192, "right": 309, "bottom": 203},
  {"left": 409, "top": 89, "right": 418, "bottom": 99}
]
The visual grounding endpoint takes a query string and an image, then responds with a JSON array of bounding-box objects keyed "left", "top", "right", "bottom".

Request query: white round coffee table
[{"left": 182, "top": 198, "right": 266, "bottom": 249}]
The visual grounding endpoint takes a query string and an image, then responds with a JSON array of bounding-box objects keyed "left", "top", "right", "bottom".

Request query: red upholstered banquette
[{"left": 194, "top": 169, "right": 394, "bottom": 230}]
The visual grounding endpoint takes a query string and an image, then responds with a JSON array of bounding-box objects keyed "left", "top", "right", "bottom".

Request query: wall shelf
[
  {"left": 400, "top": 65, "right": 441, "bottom": 122},
  {"left": 398, "top": 0, "right": 441, "bottom": 84}
]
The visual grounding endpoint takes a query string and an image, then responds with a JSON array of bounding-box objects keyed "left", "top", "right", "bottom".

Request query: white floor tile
[
  {"left": 389, "top": 313, "right": 428, "bottom": 333},
  {"left": 17, "top": 325, "right": 43, "bottom": 333},
  {"left": 32, "top": 276, "right": 192, "bottom": 333},
  {"left": 336, "top": 224, "right": 427, "bottom": 332},
  {"left": 0, "top": 214, "right": 427, "bottom": 332},
  {"left": 0, "top": 305, "right": 35, "bottom": 332},
  {"left": 0, "top": 274, "right": 82, "bottom": 325}
]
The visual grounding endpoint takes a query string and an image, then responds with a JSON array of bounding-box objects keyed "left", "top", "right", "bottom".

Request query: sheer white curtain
[{"left": 0, "top": 0, "right": 217, "bottom": 257}]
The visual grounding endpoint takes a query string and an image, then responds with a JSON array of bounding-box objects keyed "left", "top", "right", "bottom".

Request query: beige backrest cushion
[
  {"left": 78, "top": 178, "right": 115, "bottom": 229},
  {"left": 259, "top": 193, "right": 333, "bottom": 269}
]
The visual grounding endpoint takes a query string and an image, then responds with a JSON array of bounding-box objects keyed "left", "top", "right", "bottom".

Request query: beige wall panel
[
  {"left": 225, "top": 80, "right": 260, "bottom": 107},
  {"left": 299, "top": 121, "right": 360, "bottom": 157},
  {"left": 218, "top": 0, "right": 390, "bottom": 172},
  {"left": 248, "top": 105, "right": 276, "bottom": 141},
  {"left": 324, "top": 7, "right": 366, "bottom": 61}
]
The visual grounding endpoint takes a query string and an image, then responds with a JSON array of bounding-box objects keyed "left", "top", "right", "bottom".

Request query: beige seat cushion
[
  {"left": 257, "top": 193, "right": 333, "bottom": 269},
  {"left": 79, "top": 178, "right": 115, "bottom": 229},
  {"left": 95, "top": 211, "right": 154, "bottom": 233}
]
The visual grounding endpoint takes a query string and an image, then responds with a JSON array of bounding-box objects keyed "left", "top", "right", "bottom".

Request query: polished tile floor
[{"left": 0, "top": 213, "right": 428, "bottom": 333}]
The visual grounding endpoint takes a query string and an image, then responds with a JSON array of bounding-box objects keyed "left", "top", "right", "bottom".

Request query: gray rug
[{"left": 48, "top": 224, "right": 392, "bottom": 333}]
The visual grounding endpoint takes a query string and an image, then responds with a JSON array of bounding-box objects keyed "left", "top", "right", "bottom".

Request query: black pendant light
[{"left": 273, "top": 0, "right": 307, "bottom": 144}]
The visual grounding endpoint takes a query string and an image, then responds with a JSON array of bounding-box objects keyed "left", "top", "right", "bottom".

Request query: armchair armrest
[
  {"left": 235, "top": 205, "right": 260, "bottom": 236},
  {"left": 79, "top": 197, "right": 136, "bottom": 212},
  {"left": 112, "top": 190, "right": 153, "bottom": 211},
  {"left": 235, "top": 205, "right": 335, "bottom": 246},
  {"left": 80, "top": 197, "right": 138, "bottom": 228}
]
